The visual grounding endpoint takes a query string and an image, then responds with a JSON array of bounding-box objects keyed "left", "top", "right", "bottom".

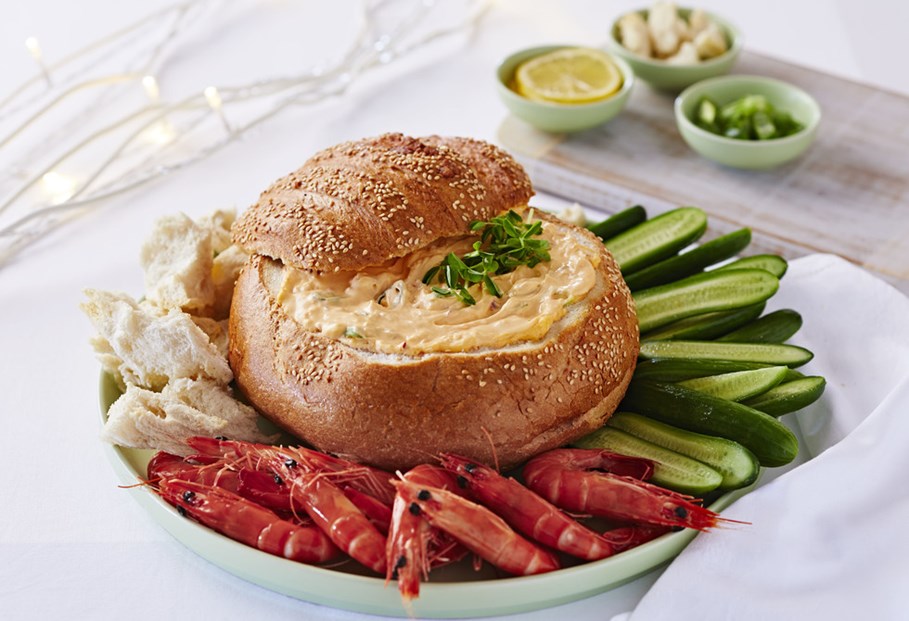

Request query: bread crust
[
  {"left": 232, "top": 133, "right": 534, "bottom": 272},
  {"left": 228, "top": 220, "right": 639, "bottom": 471},
  {"left": 228, "top": 134, "right": 638, "bottom": 470}
]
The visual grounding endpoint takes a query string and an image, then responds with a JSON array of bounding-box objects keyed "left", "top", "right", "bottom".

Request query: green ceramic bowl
[
  {"left": 495, "top": 45, "right": 634, "bottom": 133},
  {"left": 674, "top": 75, "right": 821, "bottom": 169},
  {"left": 607, "top": 8, "right": 742, "bottom": 91}
]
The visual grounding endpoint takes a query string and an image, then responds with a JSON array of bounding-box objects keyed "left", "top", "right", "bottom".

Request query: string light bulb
[
  {"left": 203, "top": 85, "right": 232, "bottom": 134},
  {"left": 141, "top": 120, "right": 176, "bottom": 145},
  {"left": 25, "top": 37, "right": 43, "bottom": 61},
  {"left": 141, "top": 75, "right": 160, "bottom": 102},
  {"left": 139, "top": 76, "right": 172, "bottom": 144},
  {"left": 0, "top": 1, "right": 488, "bottom": 269},
  {"left": 25, "top": 36, "right": 52, "bottom": 86},
  {"left": 40, "top": 171, "right": 78, "bottom": 205},
  {"left": 203, "top": 85, "right": 221, "bottom": 109}
]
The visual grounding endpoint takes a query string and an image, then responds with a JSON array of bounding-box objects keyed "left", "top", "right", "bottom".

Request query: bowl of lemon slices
[{"left": 496, "top": 46, "right": 634, "bottom": 133}]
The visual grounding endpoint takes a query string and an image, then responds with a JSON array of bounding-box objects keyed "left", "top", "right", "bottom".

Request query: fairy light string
[
  {"left": 0, "top": 0, "right": 489, "bottom": 267},
  {"left": 25, "top": 37, "right": 53, "bottom": 86}
]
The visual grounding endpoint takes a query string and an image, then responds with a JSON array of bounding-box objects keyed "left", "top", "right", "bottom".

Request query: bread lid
[{"left": 232, "top": 133, "right": 534, "bottom": 272}]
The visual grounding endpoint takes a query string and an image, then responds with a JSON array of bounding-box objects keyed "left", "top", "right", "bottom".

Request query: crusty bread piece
[
  {"left": 82, "top": 289, "right": 232, "bottom": 391},
  {"left": 141, "top": 213, "right": 215, "bottom": 313},
  {"left": 231, "top": 133, "right": 534, "bottom": 272},
  {"left": 229, "top": 215, "right": 638, "bottom": 470},
  {"left": 102, "top": 378, "right": 277, "bottom": 456},
  {"left": 89, "top": 208, "right": 258, "bottom": 456},
  {"left": 140, "top": 209, "right": 247, "bottom": 318},
  {"left": 210, "top": 244, "right": 248, "bottom": 319},
  {"left": 190, "top": 316, "right": 230, "bottom": 360},
  {"left": 197, "top": 209, "right": 236, "bottom": 254}
]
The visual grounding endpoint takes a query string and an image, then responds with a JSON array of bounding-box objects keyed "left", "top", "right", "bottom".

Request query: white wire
[{"left": 0, "top": 0, "right": 489, "bottom": 269}]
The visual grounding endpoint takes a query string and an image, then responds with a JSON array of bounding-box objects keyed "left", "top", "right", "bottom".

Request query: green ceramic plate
[{"left": 100, "top": 372, "right": 749, "bottom": 618}]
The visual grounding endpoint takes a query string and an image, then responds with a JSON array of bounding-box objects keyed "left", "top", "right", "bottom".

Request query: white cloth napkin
[{"left": 616, "top": 254, "right": 909, "bottom": 621}]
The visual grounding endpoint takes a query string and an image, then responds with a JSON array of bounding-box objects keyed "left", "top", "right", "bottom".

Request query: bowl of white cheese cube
[{"left": 607, "top": 3, "right": 742, "bottom": 91}]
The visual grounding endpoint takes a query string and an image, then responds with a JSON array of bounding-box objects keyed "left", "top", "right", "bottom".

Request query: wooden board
[{"left": 498, "top": 51, "right": 909, "bottom": 294}]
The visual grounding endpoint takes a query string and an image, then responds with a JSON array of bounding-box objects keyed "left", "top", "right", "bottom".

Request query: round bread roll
[{"left": 229, "top": 133, "right": 638, "bottom": 470}]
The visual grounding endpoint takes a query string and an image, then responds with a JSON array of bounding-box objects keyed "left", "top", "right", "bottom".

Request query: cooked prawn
[
  {"left": 186, "top": 436, "right": 396, "bottom": 504},
  {"left": 393, "top": 478, "right": 560, "bottom": 577},
  {"left": 523, "top": 448, "right": 726, "bottom": 531},
  {"left": 440, "top": 453, "right": 667, "bottom": 560},
  {"left": 155, "top": 479, "right": 340, "bottom": 564},
  {"left": 386, "top": 465, "right": 468, "bottom": 600},
  {"left": 148, "top": 451, "right": 294, "bottom": 513},
  {"left": 185, "top": 436, "right": 391, "bottom": 574}
]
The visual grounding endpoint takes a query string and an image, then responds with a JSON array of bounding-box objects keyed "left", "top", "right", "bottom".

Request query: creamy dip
[{"left": 278, "top": 215, "right": 600, "bottom": 354}]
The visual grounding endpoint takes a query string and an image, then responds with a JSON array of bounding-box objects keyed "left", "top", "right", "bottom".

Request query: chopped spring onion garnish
[{"left": 422, "top": 210, "right": 551, "bottom": 306}]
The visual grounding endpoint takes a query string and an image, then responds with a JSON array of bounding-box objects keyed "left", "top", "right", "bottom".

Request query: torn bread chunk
[
  {"left": 141, "top": 213, "right": 215, "bottom": 313},
  {"left": 82, "top": 289, "right": 232, "bottom": 391},
  {"left": 190, "top": 316, "right": 230, "bottom": 359},
  {"left": 196, "top": 209, "right": 236, "bottom": 255},
  {"left": 140, "top": 210, "right": 247, "bottom": 318},
  {"left": 102, "top": 378, "right": 277, "bottom": 456},
  {"left": 210, "top": 244, "right": 248, "bottom": 318}
]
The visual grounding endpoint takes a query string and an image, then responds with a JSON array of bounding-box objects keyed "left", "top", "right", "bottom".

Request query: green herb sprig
[{"left": 422, "top": 210, "right": 551, "bottom": 306}]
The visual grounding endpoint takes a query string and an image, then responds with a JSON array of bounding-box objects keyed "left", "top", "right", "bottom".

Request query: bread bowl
[{"left": 228, "top": 133, "right": 638, "bottom": 470}]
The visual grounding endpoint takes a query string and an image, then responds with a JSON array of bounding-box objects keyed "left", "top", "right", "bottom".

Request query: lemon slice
[{"left": 515, "top": 48, "right": 623, "bottom": 104}]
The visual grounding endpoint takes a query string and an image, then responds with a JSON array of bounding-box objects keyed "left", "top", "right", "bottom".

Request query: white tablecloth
[{"left": 1, "top": 2, "right": 906, "bottom": 620}]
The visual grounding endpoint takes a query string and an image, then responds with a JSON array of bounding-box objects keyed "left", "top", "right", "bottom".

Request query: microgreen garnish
[{"left": 423, "top": 210, "right": 551, "bottom": 306}]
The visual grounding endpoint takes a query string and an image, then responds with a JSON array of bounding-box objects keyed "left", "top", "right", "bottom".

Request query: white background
[{"left": 1, "top": 1, "right": 905, "bottom": 620}]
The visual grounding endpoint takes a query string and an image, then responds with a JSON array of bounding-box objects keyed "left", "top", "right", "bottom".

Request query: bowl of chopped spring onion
[{"left": 674, "top": 75, "right": 821, "bottom": 169}]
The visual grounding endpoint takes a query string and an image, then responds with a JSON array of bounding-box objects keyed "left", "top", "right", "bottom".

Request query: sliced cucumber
[
  {"left": 607, "top": 412, "right": 760, "bottom": 490},
  {"left": 586, "top": 205, "right": 647, "bottom": 242},
  {"left": 641, "top": 303, "right": 765, "bottom": 341},
  {"left": 621, "top": 381, "right": 799, "bottom": 467},
  {"left": 634, "top": 269, "right": 779, "bottom": 333},
  {"left": 638, "top": 340, "right": 814, "bottom": 368},
  {"left": 677, "top": 366, "right": 789, "bottom": 401},
  {"left": 743, "top": 376, "right": 827, "bottom": 417},
  {"left": 624, "top": 228, "right": 752, "bottom": 291},
  {"left": 633, "top": 358, "right": 778, "bottom": 383},
  {"left": 605, "top": 207, "right": 708, "bottom": 274},
  {"left": 717, "top": 309, "right": 803, "bottom": 343},
  {"left": 714, "top": 254, "right": 788, "bottom": 279},
  {"left": 573, "top": 426, "right": 722, "bottom": 494}
]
